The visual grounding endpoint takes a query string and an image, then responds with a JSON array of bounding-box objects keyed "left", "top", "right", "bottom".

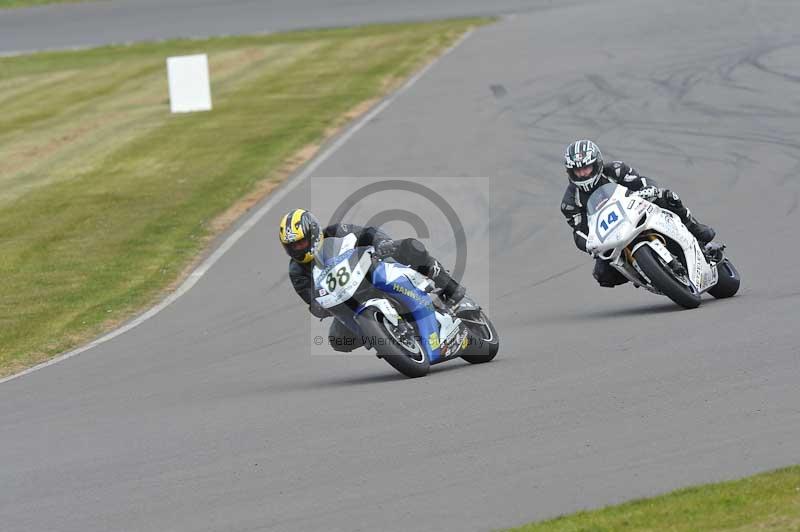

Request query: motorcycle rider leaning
[
  {"left": 279, "top": 208, "right": 466, "bottom": 351},
  {"left": 560, "top": 139, "right": 715, "bottom": 288}
]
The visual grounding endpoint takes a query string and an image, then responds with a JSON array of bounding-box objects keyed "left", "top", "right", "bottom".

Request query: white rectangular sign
[{"left": 166, "top": 54, "right": 212, "bottom": 113}]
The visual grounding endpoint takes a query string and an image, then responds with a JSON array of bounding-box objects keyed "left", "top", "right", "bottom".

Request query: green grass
[
  {"left": 507, "top": 466, "right": 800, "bottom": 531},
  {"left": 0, "top": 19, "right": 487, "bottom": 376},
  {"left": 0, "top": 0, "right": 92, "bottom": 8}
]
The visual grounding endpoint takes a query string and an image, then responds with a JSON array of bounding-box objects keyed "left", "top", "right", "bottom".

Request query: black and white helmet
[{"left": 564, "top": 139, "right": 604, "bottom": 192}]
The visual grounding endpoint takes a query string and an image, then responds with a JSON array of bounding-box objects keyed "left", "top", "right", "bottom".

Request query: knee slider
[
  {"left": 329, "top": 336, "right": 358, "bottom": 352},
  {"left": 328, "top": 320, "right": 361, "bottom": 352},
  {"left": 398, "top": 238, "right": 430, "bottom": 267}
]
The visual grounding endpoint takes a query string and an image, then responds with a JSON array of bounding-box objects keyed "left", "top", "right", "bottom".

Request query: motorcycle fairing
[
  {"left": 314, "top": 247, "right": 373, "bottom": 309},
  {"left": 368, "top": 262, "right": 444, "bottom": 363},
  {"left": 586, "top": 184, "right": 719, "bottom": 293},
  {"left": 636, "top": 206, "right": 718, "bottom": 293}
]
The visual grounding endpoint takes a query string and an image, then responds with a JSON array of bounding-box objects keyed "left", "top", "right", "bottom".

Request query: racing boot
[
  {"left": 660, "top": 190, "right": 715, "bottom": 245},
  {"left": 398, "top": 239, "right": 466, "bottom": 304},
  {"left": 428, "top": 259, "right": 466, "bottom": 304},
  {"left": 684, "top": 213, "right": 716, "bottom": 245}
]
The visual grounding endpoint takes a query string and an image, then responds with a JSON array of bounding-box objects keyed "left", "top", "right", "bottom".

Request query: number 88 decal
[{"left": 326, "top": 266, "right": 351, "bottom": 291}]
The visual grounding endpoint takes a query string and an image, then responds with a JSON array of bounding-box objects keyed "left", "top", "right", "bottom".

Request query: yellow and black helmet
[{"left": 279, "top": 208, "right": 323, "bottom": 263}]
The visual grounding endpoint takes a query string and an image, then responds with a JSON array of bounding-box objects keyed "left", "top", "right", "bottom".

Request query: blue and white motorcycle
[{"left": 312, "top": 233, "right": 499, "bottom": 378}]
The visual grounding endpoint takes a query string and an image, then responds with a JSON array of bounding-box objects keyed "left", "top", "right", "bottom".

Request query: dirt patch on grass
[
  {"left": 752, "top": 515, "right": 800, "bottom": 530},
  {"left": 4, "top": 117, "right": 111, "bottom": 177},
  {"left": 22, "top": 120, "right": 104, "bottom": 158}
]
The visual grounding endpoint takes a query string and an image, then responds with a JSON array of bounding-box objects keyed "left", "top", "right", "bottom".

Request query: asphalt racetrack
[
  {"left": 2, "top": 1, "right": 800, "bottom": 531},
  {"left": 0, "top": 0, "right": 556, "bottom": 54}
]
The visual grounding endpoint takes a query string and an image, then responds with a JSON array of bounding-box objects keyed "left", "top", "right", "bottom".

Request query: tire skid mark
[
  {"left": 786, "top": 191, "right": 798, "bottom": 217},
  {"left": 497, "top": 262, "right": 584, "bottom": 300}
]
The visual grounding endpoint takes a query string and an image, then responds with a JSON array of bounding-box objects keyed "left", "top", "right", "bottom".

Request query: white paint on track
[{"left": 0, "top": 29, "right": 475, "bottom": 386}]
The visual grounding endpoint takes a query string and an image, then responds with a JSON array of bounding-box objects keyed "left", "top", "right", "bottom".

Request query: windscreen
[
  {"left": 586, "top": 183, "right": 621, "bottom": 216},
  {"left": 314, "top": 235, "right": 356, "bottom": 268},
  {"left": 314, "top": 237, "right": 344, "bottom": 268}
]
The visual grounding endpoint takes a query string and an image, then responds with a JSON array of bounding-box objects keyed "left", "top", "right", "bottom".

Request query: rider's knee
[
  {"left": 398, "top": 238, "right": 431, "bottom": 268},
  {"left": 593, "top": 262, "right": 628, "bottom": 287},
  {"left": 328, "top": 335, "right": 361, "bottom": 352},
  {"left": 328, "top": 321, "right": 363, "bottom": 352}
]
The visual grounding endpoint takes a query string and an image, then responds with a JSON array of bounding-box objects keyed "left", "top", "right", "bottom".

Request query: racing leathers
[
  {"left": 560, "top": 161, "right": 715, "bottom": 287},
  {"left": 289, "top": 223, "right": 464, "bottom": 351}
]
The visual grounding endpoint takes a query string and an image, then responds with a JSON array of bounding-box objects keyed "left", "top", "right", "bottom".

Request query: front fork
[{"left": 612, "top": 234, "right": 672, "bottom": 293}]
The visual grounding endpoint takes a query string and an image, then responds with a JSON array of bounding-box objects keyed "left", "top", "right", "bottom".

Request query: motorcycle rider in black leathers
[
  {"left": 560, "top": 139, "right": 716, "bottom": 287},
  {"left": 279, "top": 208, "right": 466, "bottom": 351}
]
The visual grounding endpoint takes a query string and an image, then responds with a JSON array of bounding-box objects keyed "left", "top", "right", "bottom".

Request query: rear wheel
[
  {"left": 708, "top": 258, "right": 741, "bottom": 298},
  {"left": 358, "top": 307, "right": 429, "bottom": 378},
  {"left": 459, "top": 310, "right": 500, "bottom": 364},
  {"left": 633, "top": 245, "right": 701, "bottom": 309}
]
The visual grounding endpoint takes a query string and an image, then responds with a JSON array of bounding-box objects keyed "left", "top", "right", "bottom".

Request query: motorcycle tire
[
  {"left": 459, "top": 310, "right": 500, "bottom": 364},
  {"left": 634, "top": 245, "right": 701, "bottom": 309},
  {"left": 358, "top": 307, "right": 430, "bottom": 378}
]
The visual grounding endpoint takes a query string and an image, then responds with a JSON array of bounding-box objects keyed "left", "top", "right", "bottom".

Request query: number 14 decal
[{"left": 599, "top": 211, "right": 619, "bottom": 231}]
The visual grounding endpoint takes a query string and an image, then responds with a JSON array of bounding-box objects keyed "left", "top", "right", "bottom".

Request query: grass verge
[
  {"left": 0, "top": 18, "right": 488, "bottom": 377},
  {"left": 507, "top": 465, "right": 800, "bottom": 531}
]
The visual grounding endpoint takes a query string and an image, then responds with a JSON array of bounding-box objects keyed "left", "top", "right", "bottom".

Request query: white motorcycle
[{"left": 585, "top": 183, "right": 740, "bottom": 309}]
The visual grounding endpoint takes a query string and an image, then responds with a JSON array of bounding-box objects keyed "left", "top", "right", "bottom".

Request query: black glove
[
  {"left": 637, "top": 186, "right": 663, "bottom": 201},
  {"left": 374, "top": 239, "right": 398, "bottom": 260},
  {"left": 659, "top": 189, "right": 683, "bottom": 208},
  {"left": 309, "top": 300, "right": 329, "bottom": 319}
]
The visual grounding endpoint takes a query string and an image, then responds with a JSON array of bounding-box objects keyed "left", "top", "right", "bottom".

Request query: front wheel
[
  {"left": 459, "top": 310, "right": 500, "bottom": 364},
  {"left": 708, "top": 258, "right": 741, "bottom": 298},
  {"left": 633, "top": 245, "right": 701, "bottom": 309},
  {"left": 357, "top": 307, "right": 429, "bottom": 378}
]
